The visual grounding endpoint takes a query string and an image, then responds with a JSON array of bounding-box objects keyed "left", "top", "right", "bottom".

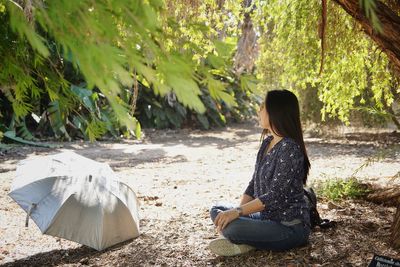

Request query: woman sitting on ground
[{"left": 209, "top": 89, "right": 311, "bottom": 256}]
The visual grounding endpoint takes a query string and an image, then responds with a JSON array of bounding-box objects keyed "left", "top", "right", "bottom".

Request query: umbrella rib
[
  {"left": 35, "top": 176, "right": 71, "bottom": 205},
  {"left": 24, "top": 176, "right": 70, "bottom": 224},
  {"left": 104, "top": 182, "right": 139, "bottom": 225},
  {"left": 91, "top": 180, "right": 105, "bottom": 248}
]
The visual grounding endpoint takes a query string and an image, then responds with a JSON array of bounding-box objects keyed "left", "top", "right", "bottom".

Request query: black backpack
[{"left": 303, "top": 187, "right": 336, "bottom": 229}]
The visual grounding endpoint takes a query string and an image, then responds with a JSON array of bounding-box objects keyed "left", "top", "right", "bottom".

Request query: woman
[{"left": 209, "top": 89, "right": 311, "bottom": 256}]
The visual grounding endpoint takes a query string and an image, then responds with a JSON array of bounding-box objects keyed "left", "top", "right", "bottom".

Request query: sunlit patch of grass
[{"left": 315, "top": 177, "right": 372, "bottom": 201}]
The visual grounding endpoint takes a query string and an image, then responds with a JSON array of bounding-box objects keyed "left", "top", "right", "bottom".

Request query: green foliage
[
  {"left": 85, "top": 119, "right": 107, "bottom": 142},
  {"left": 15, "top": 118, "right": 36, "bottom": 141},
  {"left": 3, "top": 131, "right": 58, "bottom": 148},
  {"left": 69, "top": 85, "right": 122, "bottom": 140},
  {"left": 317, "top": 178, "right": 371, "bottom": 201},
  {"left": 0, "top": 0, "right": 260, "bottom": 143},
  {"left": 255, "top": 0, "right": 397, "bottom": 126},
  {"left": 136, "top": 79, "right": 259, "bottom": 130},
  {"left": 47, "top": 101, "right": 71, "bottom": 140},
  {"left": 360, "top": 0, "right": 382, "bottom": 32},
  {"left": 2, "top": 0, "right": 395, "bottom": 145}
]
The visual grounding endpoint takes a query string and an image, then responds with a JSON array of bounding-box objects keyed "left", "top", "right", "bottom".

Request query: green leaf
[
  {"left": 165, "top": 108, "right": 183, "bottom": 128},
  {"left": 16, "top": 119, "right": 36, "bottom": 141},
  {"left": 196, "top": 114, "right": 210, "bottom": 129},
  {"left": 359, "top": 0, "right": 383, "bottom": 33},
  {"left": 99, "top": 110, "right": 119, "bottom": 138},
  {"left": 134, "top": 120, "right": 141, "bottom": 139},
  {"left": 72, "top": 116, "right": 89, "bottom": 140},
  {"left": 149, "top": 0, "right": 164, "bottom": 9},
  {"left": 7, "top": 3, "right": 50, "bottom": 57},
  {"left": 240, "top": 75, "right": 260, "bottom": 94},
  {"left": 47, "top": 101, "right": 71, "bottom": 140},
  {"left": 207, "top": 77, "right": 236, "bottom": 108},
  {"left": 214, "top": 40, "right": 236, "bottom": 58},
  {"left": 207, "top": 54, "right": 226, "bottom": 69},
  {"left": 70, "top": 85, "right": 96, "bottom": 113},
  {"left": 175, "top": 102, "right": 187, "bottom": 117},
  {"left": 3, "top": 131, "right": 58, "bottom": 148},
  {"left": 85, "top": 119, "right": 107, "bottom": 142}
]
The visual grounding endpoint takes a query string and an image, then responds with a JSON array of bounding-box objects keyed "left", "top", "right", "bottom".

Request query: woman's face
[{"left": 258, "top": 104, "right": 270, "bottom": 130}]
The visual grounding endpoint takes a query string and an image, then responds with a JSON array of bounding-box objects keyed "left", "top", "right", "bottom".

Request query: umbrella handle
[{"left": 25, "top": 203, "right": 37, "bottom": 227}]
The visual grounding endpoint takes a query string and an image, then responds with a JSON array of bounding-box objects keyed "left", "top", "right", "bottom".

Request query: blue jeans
[{"left": 210, "top": 204, "right": 311, "bottom": 251}]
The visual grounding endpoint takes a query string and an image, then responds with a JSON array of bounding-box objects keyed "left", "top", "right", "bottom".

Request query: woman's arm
[
  {"left": 243, "top": 172, "right": 255, "bottom": 199},
  {"left": 214, "top": 198, "right": 265, "bottom": 232},
  {"left": 240, "top": 198, "right": 265, "bottom": 215},
  {"left": 240, "top": 194, "right": 254, "bottom": 205}
]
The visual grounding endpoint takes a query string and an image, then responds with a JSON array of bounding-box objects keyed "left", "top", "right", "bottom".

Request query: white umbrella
[{"left": 9, "top": 151, "right": 140, "bottom": 251}]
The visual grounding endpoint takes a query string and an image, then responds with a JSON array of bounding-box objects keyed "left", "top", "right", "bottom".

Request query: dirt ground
[{"left": 0, "top": 121, "right": 399, "bottom": 266}]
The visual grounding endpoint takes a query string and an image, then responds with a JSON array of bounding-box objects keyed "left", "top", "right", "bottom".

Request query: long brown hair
[{"left": 262, "top": 89, "right": 310, "bottom": 184}]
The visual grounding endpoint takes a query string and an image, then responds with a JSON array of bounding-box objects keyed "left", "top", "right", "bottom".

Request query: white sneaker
[{"left": 208, "top": 237, "right": 255, "bottom": 256}]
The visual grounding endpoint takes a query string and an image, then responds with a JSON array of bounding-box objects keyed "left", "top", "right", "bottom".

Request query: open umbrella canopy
[{"left": 9, "top": 151, "right": 140, "bottom": 251}]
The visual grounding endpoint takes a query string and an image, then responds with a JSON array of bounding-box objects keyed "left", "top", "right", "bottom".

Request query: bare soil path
[{"left": 0, "top": 122, "right": 399, "bottom": 266}]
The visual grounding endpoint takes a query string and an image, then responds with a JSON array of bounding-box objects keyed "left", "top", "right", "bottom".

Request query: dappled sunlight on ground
[{"left": 0, "top": 121, "right": 399, "bottom": 266}]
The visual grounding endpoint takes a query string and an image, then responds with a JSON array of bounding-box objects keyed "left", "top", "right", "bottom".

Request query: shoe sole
[{"left": 208, "top": 238, "right": 254, "bottom": 256}]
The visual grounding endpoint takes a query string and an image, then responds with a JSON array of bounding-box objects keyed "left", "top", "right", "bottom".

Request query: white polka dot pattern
[{"left": 244, "top": 135, "right": 310, "bottom": 225}]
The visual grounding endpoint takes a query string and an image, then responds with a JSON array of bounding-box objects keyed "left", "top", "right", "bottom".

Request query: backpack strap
[
  {"left": 303, "top": 188, "right": 336, "bottom": 229},
  {"left": 319, "top": 218, "right": 337, "bottom": 229}
]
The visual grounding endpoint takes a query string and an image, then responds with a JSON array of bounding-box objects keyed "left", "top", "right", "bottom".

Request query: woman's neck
[
  {"left": 270, "top": 133, "right": 283, "bottom": 144},
  {"left": 264, "top": 133, "right": 284, "bottom": 154}
]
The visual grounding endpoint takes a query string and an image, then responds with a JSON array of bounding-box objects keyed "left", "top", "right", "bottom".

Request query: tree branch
[{"left": 332, "top": 0, "right": 400, "bottom": 74}]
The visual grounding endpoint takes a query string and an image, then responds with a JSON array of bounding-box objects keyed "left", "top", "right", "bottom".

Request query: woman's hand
[
  {"left": 214, "top": 199, "right": 265, "bottom": 232},
  {"left": 214, "top": 209, "right": 239, "bottom": 232}
]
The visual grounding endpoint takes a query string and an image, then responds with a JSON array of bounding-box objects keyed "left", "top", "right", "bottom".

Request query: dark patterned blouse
[{"left": 244, "top": 135, "right": 310, "bottom": 226}]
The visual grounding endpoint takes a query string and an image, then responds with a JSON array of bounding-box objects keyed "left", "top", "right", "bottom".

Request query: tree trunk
[
  {"left": 391, "top": 205, "right": 400, "bottom": 249},
  {"left": 332, "top": 0, "right": 400, "bottom": 74},
  {"left": 367, "top": 187, "right": 400, "bottom": 206},
  {"left": 367, "top": 186, "right": 400, "bottom": 248},
  {"left": 387, "top": 85, "right": 400, "bottom": 130},
  {"left": 233, "top": 0, "right": 258, "bottom": 75},
  {"left": 130, "top": 71, "right": 139, "bottom": 116}
]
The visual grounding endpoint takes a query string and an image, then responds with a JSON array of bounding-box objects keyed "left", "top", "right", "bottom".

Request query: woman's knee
[
  {"left": 209, "top": 206, "right": 220, "bottom": 222},
  {"left": 221, "top": 221, "right": 243, "bottom": 241}
]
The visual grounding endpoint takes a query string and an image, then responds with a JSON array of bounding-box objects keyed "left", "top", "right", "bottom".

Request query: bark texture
[
  {"left": 130, "top": 71, "right": 139, "bottom": 116},
  {"left": 367, "top": 187, "right": 400, "bottom": 206},
  {"left": 391, "top": 205, "right": 400, "bottom": 249},
  {"left": 367, "top": 186, "right": 400, "bottom": 248},
  {"left": 234, "top": 0, "right": 258, "bottom": 75}
]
